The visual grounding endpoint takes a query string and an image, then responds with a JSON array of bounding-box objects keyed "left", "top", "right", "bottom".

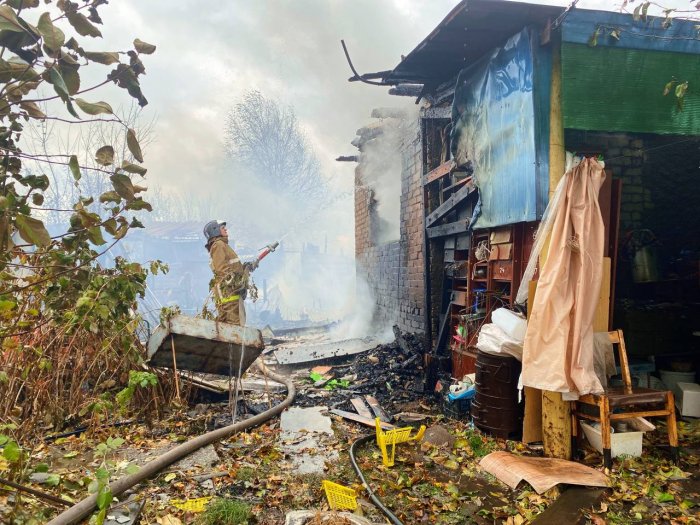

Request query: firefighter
[{"left": 203, "top": 220, "right": 256, "bottom": 326}]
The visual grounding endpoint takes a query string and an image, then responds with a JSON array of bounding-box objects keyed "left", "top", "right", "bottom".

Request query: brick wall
[
  {"left": 564, "top": 130, "right": 700, "bottom": 297},
  {"left": 398, "top": 121, "right": 426, "bottom": 332},
  {"left": 357, "top": 243, "right": 401, "bottom": 329},
  {"left": 354, "top": 165, "right": 372, "bottom": 257},
  {"left": 565, "top": 131, "right": 650, "bottom": 232},
  {"left": 354, "top": 118, "right": 426, "bottom": 333}
]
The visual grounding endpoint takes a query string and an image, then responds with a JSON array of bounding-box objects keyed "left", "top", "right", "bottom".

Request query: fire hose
[
  {"left": 46, "top": 361, "right": 294, "bottom": 525},
  {"left": 349, "top": 435, "right": 404, "bottom": 525}
]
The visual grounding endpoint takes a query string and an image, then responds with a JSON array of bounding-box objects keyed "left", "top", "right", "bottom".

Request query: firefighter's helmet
[{"left": 203, "top": 220, "right": 226, "bottom": 241}]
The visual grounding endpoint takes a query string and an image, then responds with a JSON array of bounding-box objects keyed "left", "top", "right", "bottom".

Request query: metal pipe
[{"left": 46, "top": 362, "right": 295, "bottom": 525}]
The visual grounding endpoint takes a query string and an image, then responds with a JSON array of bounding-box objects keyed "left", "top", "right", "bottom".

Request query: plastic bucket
[{"left": 660, "top": 370, "right": 696, "bottom": 399}]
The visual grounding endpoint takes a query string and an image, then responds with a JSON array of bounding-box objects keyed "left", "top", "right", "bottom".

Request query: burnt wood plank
[
  {"left": 365, "top": 395, "right": 391, "bottom": 423},
  {"left": 427, "top": 220, "right": 470, "bottom": 239},
  {"left": 424, "top": 160, "right": 454, "bottom": 185},
  {"left": 426, "top": 181, "right": 475, "bottom": 227},
  {"left": 330, "top": 409, "right": 395, "bottom": 430},
  {"left": 350, "top": 398, "right": 373, "bottom": 419},
  {"left": 422, "top": 106, "right": 452, "bottom": 119}
]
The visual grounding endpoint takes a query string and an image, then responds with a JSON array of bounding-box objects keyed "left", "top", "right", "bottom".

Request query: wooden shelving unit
[{"left": 460, "top": 222, "right": 539, "bottom": 364}]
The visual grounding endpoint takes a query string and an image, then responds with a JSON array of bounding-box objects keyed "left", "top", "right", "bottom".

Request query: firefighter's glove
[{"left": 244, "top": 260, "right": 259, "bottom": 272}]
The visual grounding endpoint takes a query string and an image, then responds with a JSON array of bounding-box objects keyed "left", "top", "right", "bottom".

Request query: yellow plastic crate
[
  {"left": 170, "top": 496, "right": 212, "bottom": 512},
  {"left": 375, "top": 417, "right": 426, "bottom": 467},
  {"left": 322, "top": 479, "right": 357, "bottom": 510}
]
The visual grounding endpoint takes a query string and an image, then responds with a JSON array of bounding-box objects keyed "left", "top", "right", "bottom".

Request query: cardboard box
[
  {"left": 677, "top": 382, "right": 700, "bottom": 418},
  {"left": 581, "top": 418, "right": 655, "bottom": 458}
]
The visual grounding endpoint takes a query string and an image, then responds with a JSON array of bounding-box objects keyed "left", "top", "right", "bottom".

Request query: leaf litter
[{"left": 2, "top": 364, "right": 699, "bottom": 524}]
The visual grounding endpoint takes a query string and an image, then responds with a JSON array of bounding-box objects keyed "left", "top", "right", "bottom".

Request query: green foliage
[
  {"left": 0, "top": 0, "right": 166, "bottom": 457},
  {"left": 87, "top": 437, "right": 128, "bottom": 525},
  {"left": 1, "top": 437, "right": 21, "bottom": 462},
  {"left": 116, "top": 371, "right": 158, "bottom": 410},
  {"left": 663, "top": 77, "right": 689, "bottom": 110},
  {"left": 197, "top": 498, "right": 252, "bottom": 525},
  {"left": 0, "top": 1, "right": 155, "bottom": 258},
  {"left": 159, "top": 304, "right": 181, "bottom": 324},
  {"left": 308, "top": 371, "right": 350, "bottom": 390}
]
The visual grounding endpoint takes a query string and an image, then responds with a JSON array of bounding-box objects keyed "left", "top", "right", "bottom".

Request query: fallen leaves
[{"left": 156, "top": 514, "right": 183, "bottom": 525}]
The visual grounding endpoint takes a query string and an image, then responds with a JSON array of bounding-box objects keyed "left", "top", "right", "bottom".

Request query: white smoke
[{"left": 355, "top": 108, "right": 419, "bottom": 244}]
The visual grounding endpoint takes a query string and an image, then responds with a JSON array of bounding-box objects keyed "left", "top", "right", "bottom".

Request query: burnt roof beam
[{"left": 341, "top": 39, "right": 395, "bottom": 86}]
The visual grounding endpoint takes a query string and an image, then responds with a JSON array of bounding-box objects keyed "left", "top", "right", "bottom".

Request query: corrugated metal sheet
[
  {"left": 147, "top": 315, "right": 264, "bottom": 376},
  {"left": 451, "top": 27, "right": 549, "bottom": 228},
  {"left": 562, "top": 43, "right": 700, "bottom": 134},
  {"left": 532, "top": 38, "right": 552, "bottom": 219},
  {"left": 384, "top": 0, "right": 563, "bottom": 85}
]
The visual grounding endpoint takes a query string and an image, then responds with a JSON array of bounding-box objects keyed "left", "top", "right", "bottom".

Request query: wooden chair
[{"left": 572, "top": 330, "right": 679, "bottom": 469}]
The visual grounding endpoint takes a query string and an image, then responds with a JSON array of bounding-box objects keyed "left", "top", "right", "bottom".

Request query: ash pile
[{"left": 289, "top": 326, "right": 428, "bottom": 414}]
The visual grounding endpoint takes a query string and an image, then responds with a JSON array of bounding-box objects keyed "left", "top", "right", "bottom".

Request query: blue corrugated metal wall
[{"left": 450, "top": 27, "right": 550, "bottom": 228}]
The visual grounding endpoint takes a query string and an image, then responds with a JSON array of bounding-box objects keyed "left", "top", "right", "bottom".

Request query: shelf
[{"left": 472, "top": 278, "right": 487, "bottom": 283}]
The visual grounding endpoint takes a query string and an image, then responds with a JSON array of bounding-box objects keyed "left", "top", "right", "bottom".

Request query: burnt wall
[{"left": 354, "top": 119, "right": 426, "bottom": 334}]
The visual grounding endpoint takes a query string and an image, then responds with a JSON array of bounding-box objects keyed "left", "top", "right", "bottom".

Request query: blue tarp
[{"left": 451, "top": 27, "right": 549, "bottom": 229}]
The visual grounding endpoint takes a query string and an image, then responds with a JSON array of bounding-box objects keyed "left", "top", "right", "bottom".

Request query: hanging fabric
[{"left": 521, "top": 157, "right": 606, "bottom": 397}]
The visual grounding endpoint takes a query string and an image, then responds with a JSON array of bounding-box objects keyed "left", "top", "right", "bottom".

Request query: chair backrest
[{"left": 607, "top": 329, "right": 633, "bottom": 394}]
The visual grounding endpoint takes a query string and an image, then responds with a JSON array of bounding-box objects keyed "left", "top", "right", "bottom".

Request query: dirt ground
[{"left": 2, "top": 385, "right": 699, "bottom": 525}]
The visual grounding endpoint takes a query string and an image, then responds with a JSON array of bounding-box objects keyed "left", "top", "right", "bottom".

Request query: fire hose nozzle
[{"left": 255, "top": 241, "right": 280, "bottom": 265}]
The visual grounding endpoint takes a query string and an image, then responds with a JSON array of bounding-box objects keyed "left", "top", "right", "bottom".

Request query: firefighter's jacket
[{"left": 208, "top": 237, "right": 246, "bottom": 305}]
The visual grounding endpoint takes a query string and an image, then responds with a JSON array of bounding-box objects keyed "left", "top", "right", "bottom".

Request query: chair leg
[
  {"left": 666, "top": 391, "right": 680, "bottom": 464},
  {"left": 599, "top": 398, "right": 612, "bottom": 469}
]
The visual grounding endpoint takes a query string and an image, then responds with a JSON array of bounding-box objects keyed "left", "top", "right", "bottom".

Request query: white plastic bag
[{"left": 476, "top": 323, "right": 523, "bottom": 361}]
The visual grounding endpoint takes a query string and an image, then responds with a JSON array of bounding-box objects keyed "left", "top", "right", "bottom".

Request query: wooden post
[
  {"left": 541, "top": 33, "right": 572, "bottom": 460},
  {"left": 170, "top": 335, "right": 181, "bottom": 402}
]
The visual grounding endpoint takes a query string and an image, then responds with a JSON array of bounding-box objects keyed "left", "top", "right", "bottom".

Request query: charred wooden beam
[
  {"left": 437, "top": 310, "right": 451, "bottom": 353},
  {"left": 422, "top": 106, "right": 452, "bottom": 119},
  {"left": 425, "top": 181, "right": 475, "bottom": 227},
  {"left": 365, "top": 395, "right": 391, "bottom": 423},
  {"left": 347, "top": 70, "right": 393, "bottom": 82},
  {"left": 392, "top": 325, "right": 412, "bottom": 356},
  {"left": 426, "top": 220, "right": 470, "bottom": 239},
  {"left": 424, "top": 159, "right": 454, "bottom": 185},
  {"left": 441, "top": 177, "right": 471, "bottom": 195},
  {"left": 341, "top": 40, "right": 391, "bottom": 87},
  {"left": 388, "top": 84, "right": 423, "bottom": 97},
  {"left": 371, "top": 107, "right": 409, "bottom": 119},
  {"left": 336, "top": 155, "right": 358, "bottom": 162}
]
